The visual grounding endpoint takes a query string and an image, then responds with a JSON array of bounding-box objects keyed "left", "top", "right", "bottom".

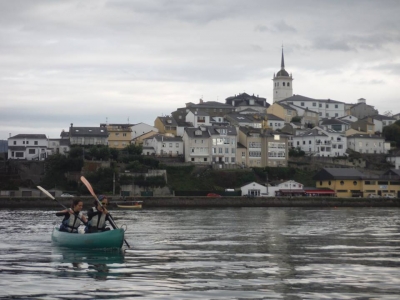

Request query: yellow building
[
  {"left": 313, "top": 168, "right": 400, "bottom": 198},
  {"left": 267, "top": 102, "right": 297, "bottom": 123},
  {"left": 154, "top": 116, "right": 177, "bottom": 136},
  {"left": 100, "top": 123, "right": 132, "bottom": 150}
]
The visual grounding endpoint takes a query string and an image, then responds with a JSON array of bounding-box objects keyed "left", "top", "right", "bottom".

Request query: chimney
[{"left": 70, "top": 123, "right": 73, "bottom": 128}]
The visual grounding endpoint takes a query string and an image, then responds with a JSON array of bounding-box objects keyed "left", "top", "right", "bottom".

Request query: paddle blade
[
  {"left": 80, "top": 176, "right": 97, "bottom": 199},
  {"left": 37, "top": 186, "right": 55, "bottom": 200}
]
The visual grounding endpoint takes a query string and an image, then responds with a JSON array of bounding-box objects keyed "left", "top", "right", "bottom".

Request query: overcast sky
[{"left": 1, "top": 0, "right": 400, "bottom": 140}]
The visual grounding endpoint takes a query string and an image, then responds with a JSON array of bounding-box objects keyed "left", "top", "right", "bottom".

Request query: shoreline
[{"left": 1, "top": 196, "right": 400, "bottom": 209}]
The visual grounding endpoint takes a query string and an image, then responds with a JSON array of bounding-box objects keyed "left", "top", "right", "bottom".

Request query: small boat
[
  {"left": 51, "top": 227, "right": 125, "bottom": 249},
  {"left": 116, "top": 201, "right": 143, "bottom": 209}
]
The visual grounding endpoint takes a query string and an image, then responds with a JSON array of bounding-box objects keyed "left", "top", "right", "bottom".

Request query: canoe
[
  {"left": 116, "top": 201, "right": 142, "bottom": 209},
  {"left": 51, "top": 227, "right": 125, "bottom": 249}
]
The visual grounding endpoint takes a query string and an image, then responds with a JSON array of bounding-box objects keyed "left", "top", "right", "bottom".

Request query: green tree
[
  {"left": 123, "top": 144, "right": 143, "bottom": 155},
  {"left": 382, "top": 121, "right": 400, "bottom": 147}
]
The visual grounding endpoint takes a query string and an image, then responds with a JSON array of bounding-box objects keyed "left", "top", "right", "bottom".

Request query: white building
[
  {"left": 186, "top": 111, "right": 212, "bottom": 127},
  {"left": 369, "top": 115, "right": 396, "bottom": 133},
  {"left": 8, "top": 134, "right": 48, "bottom": 160},
  {"left": 131, "top": 122, "right": 159, "bottom": 140},
  {"left": 347, "top": 134, "right": 390, "bottom": 154},
  {"left": 241, "top": 181, "right": 267, "bottom": 197},
  {"left": 48, "top": 138, "right": 70, "bottom": 156},
  {"left": 280, "top": 95, "right": 346, "bottom": 119},
  {"left": 292, "top": 127, "right": 347, "bottom": 157},
  {"left": 142, "top": 134, "right": 183, "bottom": 157}
]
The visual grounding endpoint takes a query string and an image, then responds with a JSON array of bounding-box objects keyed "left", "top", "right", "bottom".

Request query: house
[
  {"left": 279, "top": 94, "right": 346, "bottom": 119},
  {"left": 347, "top": 133, "right": 389, "bottom": 154},
  {"left": 292, "top": 127, "right": 347, "bottom": 157},
  {"left": 350, "top": 118, "right": 375, "bottom": 134},
  {"left": 182, "top": 126, "right": 211, "bottom": 164},
  {"left": 286, "top": 103, "right": 319, "bottom": 127},
  {"left": 238, "top": 127, "right": 289, "bottom": 167},
  {"left": 313, "top": 168, "right": 366, "bottom": 198},
  {"left": 225, "top": 92, "right": 270, "bottom": 113},
  {"left": 367, "top": 115, "right": 396, "bottom": 133},
  {"left": 240, "top": 181, "right": 267, "bottom": 197},
  {"left": 266, "top": 114, "right": 285, "bottom": 131},
  {"left": 346, "top": 98, "right": 379, "bottom": 119},
  {"left": 267, "top": 102, "right": 297, "bottom": 123},
  {"left": 154, "top": 116, "right": 178, "bottom": 136},
  {"left": 142, "top": 134, "right": 183, "bottom": 157},
  {"left": 61, "top": 123, "right": 108, "bottom": 146},
  {"left": 224, "top": 112, "right": 264, "bottom": 129},
  {"left": 100, "top": 123, "right": 132, "bottom": 149},
  {"left": 132, "top": 130, "right": 158, "bottom": 146},
  {"left": 130, "top": 122, "right": 159, "bottom": 139},
  {"left": 319, "top": 118, "right": 351, "bottom": 132},
  {"left": 48, "top": 138, "right": 70, "bottom": 156},
  {"left": 8, "top": 134, "right": 48, "bottom": 160},
  {"left": 266, "top": 180, "right": 305, "bottom": 197},
  {"left": 186, "top": 110, "right": 212, "bottom": 127}
]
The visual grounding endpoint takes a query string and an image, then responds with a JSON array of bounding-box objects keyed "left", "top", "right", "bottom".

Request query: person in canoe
[
  {"left": 85, "top": 195, "right": 112, "bottom": 233},
  {"left": 56, "top": 199, "right": 88, "bottom": 233}
]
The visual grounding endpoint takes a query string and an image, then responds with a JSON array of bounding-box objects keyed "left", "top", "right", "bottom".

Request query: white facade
[
  {"left": 8, "top": 134, "right": 48, "bottom": 160},
  {"left": 292, "top": 127, "right": 347, "bottom": 157},
  {"left": 48, "top": 139, "right": 70, "bottom": 156},
  {"left": 142, "top": 135, "right": 183, "bottom": 157},
  {"left": 182, "top": 127, "right": 211, "bottom": 164},
  {"left": 281, "top": 98, "right": 346, "bottom": 119},
  {"left": 347, "top": 134, "right": 389, "bottom": 154},
  {"left": 186, "top": 111, "right": 212, "bottom": 127},
  {"left": 131, "top": 123, "right": 159, "bottom": 139},
  {"left": 241, "top": 182, "right": 267, "bottom": 197}
]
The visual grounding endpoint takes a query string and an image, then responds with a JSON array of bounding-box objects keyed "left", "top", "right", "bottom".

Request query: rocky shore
[{"left": 1, "top": 196, "right": 400, "bottom": 209}]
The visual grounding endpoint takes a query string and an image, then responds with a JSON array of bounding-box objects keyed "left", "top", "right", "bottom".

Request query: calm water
[{"left": 1, "top": 207, "right": 400, "bottom": 299}]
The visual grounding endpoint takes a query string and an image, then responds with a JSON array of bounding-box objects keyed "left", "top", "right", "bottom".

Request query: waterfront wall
[{"left": 1, "top": 196, "right": 400, "bottom": 209}]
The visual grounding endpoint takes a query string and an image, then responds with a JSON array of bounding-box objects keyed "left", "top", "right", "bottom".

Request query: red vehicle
[{"left": 207, "top": 193, "right": 221, "bottom": 198}]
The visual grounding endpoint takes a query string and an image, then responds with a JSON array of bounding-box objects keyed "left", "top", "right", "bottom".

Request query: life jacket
[
  {"left": 62, "top": 211, "right": 83, "bottom": 233},
  {"left": 88, "top": 206, "right": 107, "bottom": 229}
]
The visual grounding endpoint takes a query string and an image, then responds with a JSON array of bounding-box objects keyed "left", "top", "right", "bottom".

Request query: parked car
[
  {"left": 383, "top": 193, "right": 396, "bottom": 199},
  {"left": 60, "top": 193, "right": 74, "bottom": 198},
  {"left": 207, "top": 193, "right": 221, "bottom": 198},
  {"left": 367, "top": 194, "right": 380, "bottom": 198}
]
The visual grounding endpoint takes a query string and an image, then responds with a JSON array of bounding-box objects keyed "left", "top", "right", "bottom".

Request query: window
[
  {"left": 176, "top": 143, "right": 179, "bottom": 147},
  {"left": 283, "top": 82, "right": 286, "bottom": 86},
  {"left": 34, "top": 141, "right": 38, "bottom": 145},
  {"left": 225, "top": 148, "right": 229, "bottom": 153},
  {"left": 326, "top": 113, "right": 329, "bottom": 117},
  {"left": 309, "top": 140, "right": 312, "bottom": 144},
  {"left": 29, "top": 149, "right": 35, "bottom": 154},
  {"left": 13, "top": 141, "right": 16, "bottom": 145},
  {"left": 353, "top": 181, "right": 358, "bottom": 186},
  {"left": 335, "top": 105, "right": 338, "bottom": 108},
  {"left": 169, "top": 143, "right": 172, "bottom": 147},
  {"left": 231, "top": 157, "right": 235, "bottom": 163},
  {"left": 326, "top": 104, "right": 329, "bottom": 108},
  {"left": 301, "top": 102, "right": 304, "bottom": 106},
  {"left": 287, "top": 82, "right": 290, "bottom": 87},
  {"left": 335, "top": 113, "right": 338, "bottom": 117},
  {"left": 340, "top": 181, "right": 344, "bottom": 185},
  {"left": 319, "top": 103, "right": 322, "bottom": 108},
  {"left": 313, "top": 103, "right": 316, "bottom": 107}
]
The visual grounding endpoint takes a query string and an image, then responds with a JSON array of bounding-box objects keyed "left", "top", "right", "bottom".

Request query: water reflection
[{"left": 52, "top": 247, "right": 125, "bottom": 280}]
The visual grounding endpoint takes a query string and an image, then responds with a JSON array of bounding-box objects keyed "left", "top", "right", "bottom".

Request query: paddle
[
  {"left": 37, "top": 185, "right": 88, "bottom": 225},
  {"left": 80, "top": 176, "right": 131, "bottom": 248}
]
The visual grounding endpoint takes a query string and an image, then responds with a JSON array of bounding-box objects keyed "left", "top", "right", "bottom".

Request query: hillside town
[{"left": 2, "top": 50, "right": 400, "bottom": 198}]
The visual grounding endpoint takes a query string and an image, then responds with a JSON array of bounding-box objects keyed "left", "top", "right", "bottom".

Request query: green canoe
[{"left": 51, "top": 227, "right": 125, "bottom": 249}]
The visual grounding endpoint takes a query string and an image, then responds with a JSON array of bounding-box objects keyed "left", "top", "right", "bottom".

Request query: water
[{"left": 1, "top": 207, "right": 400, "bottom": 299}]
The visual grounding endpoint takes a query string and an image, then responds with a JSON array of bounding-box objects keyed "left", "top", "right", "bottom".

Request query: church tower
[{"left": 272, "top": 48, "right": 293, "bottom": 102}]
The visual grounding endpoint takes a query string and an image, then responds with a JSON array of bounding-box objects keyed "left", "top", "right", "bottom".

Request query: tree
[
  {"left": 123, "top": 144, "right": 143, "bottom": 155},
  {"left": 382, "top": 121, "right": 400, "bottom": 147},
  {"left": 291, "top": 116, "right": 302, "bottom": 123}
]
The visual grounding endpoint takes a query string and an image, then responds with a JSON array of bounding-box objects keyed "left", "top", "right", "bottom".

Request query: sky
[{"left": 1, "top": 0, "right": 400, "bottom": 140}]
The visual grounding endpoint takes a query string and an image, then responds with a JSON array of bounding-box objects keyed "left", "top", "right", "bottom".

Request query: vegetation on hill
[{"left": 382, "top": 120, "right": 400, "bottom": 147}]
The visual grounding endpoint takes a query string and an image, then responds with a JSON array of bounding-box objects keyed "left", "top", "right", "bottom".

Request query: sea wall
[{"left": 1, "top": 196, "right": 400, "bottom": 209}]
